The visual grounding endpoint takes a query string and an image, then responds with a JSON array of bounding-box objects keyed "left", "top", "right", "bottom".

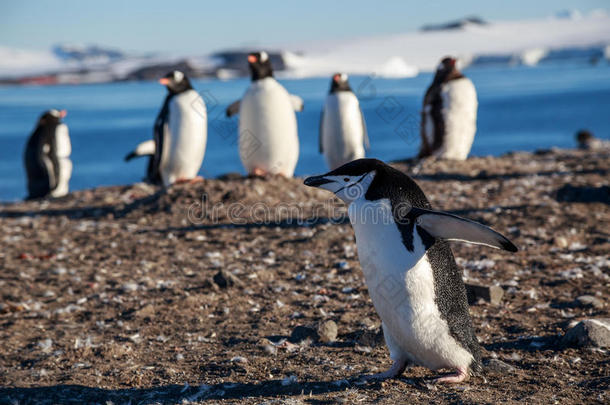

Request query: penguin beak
[
  {"left": 159, "top": 78, "right": 170, "bottom": 85},
  {"left": 59, "top": 110, "right": 67, "bottom": 118},
  {"left": 247, "top": 55, "right": 257, "bottom": 63},
  {"left": 304, "top": 175, "right": 333, "bottom": 188}
]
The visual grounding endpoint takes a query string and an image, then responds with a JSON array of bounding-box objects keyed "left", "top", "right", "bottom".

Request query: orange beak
[
  {"left": 159, "top": 78, "right": 170, "bottom": 85},
  {"left": 247, "top": 55, "right": 257, "bottom": 63},
  {"left": 333, "top": 74, "right": 340, "bottom": 82},
  {"left": 59, "top": 109, "right": 67, "bottom": 118}
]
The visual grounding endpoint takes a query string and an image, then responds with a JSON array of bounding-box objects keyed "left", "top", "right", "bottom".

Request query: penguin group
[
  {"left": 24, "top": 53, "right": 478, "bottom": 199},
  {"left": 19, "top": 53, "right": 522, "bottom": 385}
]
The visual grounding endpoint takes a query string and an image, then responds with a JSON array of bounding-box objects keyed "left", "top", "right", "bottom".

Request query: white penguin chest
[
  {"left": 438, "top": 78, "right": 477, "bottom": 160},
  {"left": 348, "top": 198, "right": 473, "bottom": 370},
  {"left": 239, "top": 78, "right": 297, "bottom": 136},
  {"left": 238, "top": 77, "right": 299, "bottom": 175},
  {"left": 161, "top": 90, "right": 207, "bottom": 185},
  {"left": 322, "top": 92, "right": 364, "bottom": 144}
]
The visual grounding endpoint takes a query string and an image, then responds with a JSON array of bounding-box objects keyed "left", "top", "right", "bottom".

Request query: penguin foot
[
  {"left": 175, "top": 176, "right": 204, "bottom": 184},
  {"left": 362, "top": 360, "right": 408, "bottom": 381},
  {"left": 251, "top": 168, "right": 268, "bottom": 177},
  {"left": 433, "top": 366, "right": 469, "bottom": 384}
]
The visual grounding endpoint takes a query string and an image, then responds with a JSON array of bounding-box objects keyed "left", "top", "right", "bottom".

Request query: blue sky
[{"left": 1, "top": 0, "right": 607, "bottom": 54}]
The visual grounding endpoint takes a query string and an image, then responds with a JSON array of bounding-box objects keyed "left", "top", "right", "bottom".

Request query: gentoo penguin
[
  {"left": 125, "top": 70, "right": 207, "bottom": 186},
  {"left": 419, "top": 57, "right": 477, "bottom": 160},
  {"left": 226, "top": 51, "right": 303, "bottom": 177},
  {"left": 576, "top": 129, "right": 609, "bottom": 150},
  {"left": 24, "top": 109, "right": 72, "bottom": 199},
  {"left": 304, "top": 159, "right": 517, "bottom": 383},
  {"left": 320, "top": 73, "right": 369, "bottom": 170}
]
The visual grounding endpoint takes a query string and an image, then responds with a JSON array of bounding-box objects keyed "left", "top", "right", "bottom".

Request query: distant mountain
[
  {"left": 420, "top": 16, "right": 487, "bottom": 31},
  {"left": 53, "top": 44, "right": 125, "bottom": 63},
  {"left": 1, "top": 11, "right": 609, "bottom": 85}
]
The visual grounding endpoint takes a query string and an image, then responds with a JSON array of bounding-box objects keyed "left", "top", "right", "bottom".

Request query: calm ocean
[{"left": 1, "top": 63, "right": 609, "bottom": 201}]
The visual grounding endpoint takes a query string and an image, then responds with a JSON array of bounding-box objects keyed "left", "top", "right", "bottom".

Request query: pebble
[
  {"left": 289, "top": 325, "right": 318, "bottom": 344},
  {"left": 560, "top": 318, "right": 610, "bottom": 348},
  {"left": 465, "top": 283, "right": 504, "bottom": 305},
  {"left": 213, "top": 270, "right": 241, "bottom": 288},
  {"left": 317, "top": 320, "right": 338, "bottom": 343},
  {"left": 38, "top": 339, "right": 53, "bottom": 353},
  {"left": 554, "top": 236, "right": 569, "bottom": 248},
  {"left": 120, "top": 282, "right": 139, "bottom": 293},
  {"left": 136, "top": 304, "right": 155, "bottom": 318},
  {"left": 575, "top": 295, "right": 604, "bottom": 310},
  {"left": 335, "top": 261, "right": 350, "bottom": 270},
  {"left": 230, "top": 356, "right": 247, "bottom": 364}
]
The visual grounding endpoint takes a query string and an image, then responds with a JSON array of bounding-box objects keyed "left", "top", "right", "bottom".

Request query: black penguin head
[
  {"left": 576, "top": 129, "right": 595, "bottom": 147},
  {"left": 159, "top": 70, "right": 193, "bottom": 94},
  {"left": 329, "top": 73, "right": 352, "bottom": 93},
  {"left": 433, "top": 56, "right": 462, "bottom": 83},
  {"left": 37, "top": 109, "right": 66, "bottom": 126},
  {"left": 248, "top": 51, "right": 273, "bottom": 81},
  {"left": 304, "top": 159, "right": 387, "bottom": 203}
]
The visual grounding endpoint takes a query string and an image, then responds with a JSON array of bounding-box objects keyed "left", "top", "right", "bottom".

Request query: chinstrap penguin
[
  {"left": 419, "top": 57, "right": 477, "bottom": 160},
  {"left": 304, "top": 159, "right": 517, "bottom": 383},
  {"left": 125, "top": 70, "right": 207, "bottom": 186},
  {"left": 226, "top": 51, "right": 303, "bottom": 177},
  {"left": 24, "top": 109, "right": 72, "bottom": 199},
  {"left": 320, "top": 73, "right": 369, "bottom": 170}
]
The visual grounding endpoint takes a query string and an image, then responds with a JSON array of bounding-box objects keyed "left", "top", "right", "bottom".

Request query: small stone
[
  {"left": 120, "top": 282, "right": 138, "bottom": 293},
  {"left": 354, "top": 327, "right": 384, "bottom": 348},
  {"left": 259, "top": 339, "right": 277, "bottom": 355},
  {"left": 317, "top": 320, "right": 338, "bottom": 343},
  {"left": 484, "top": 358, "right": 516, "bottom": 373},
  {"left": 575, "top": 295, "right": 604, "bottom": 310},
  {"left": 135, "top": 304, "right": 155, "bottom": 318},
  {"left": 465, "top": 284, "right": 504, "bottom": 305},
  {"left": 289, "top": 325, "right": 318, "bottom": 344},
  {"left": 38, "top": 339, "right": 53, "bottom": 353},
  {"left": 230, "top": 356, "right": 248, "bottom": 364},
  {"left": 554, "top": 236, "right": 569, "bottom": 249},
  {"left": 213, "top": 270, "right": 241, "bottom": 288},
  {"left": 334, "top": 261, "right": 350, "bottom": 270},
  {"left": 560, "top": 318, "right": 610, "bottom": 348}
]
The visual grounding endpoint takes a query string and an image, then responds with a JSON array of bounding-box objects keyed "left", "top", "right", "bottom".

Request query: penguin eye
[{"left": 343, "top": 177, "right": 350, "bottom": 182}]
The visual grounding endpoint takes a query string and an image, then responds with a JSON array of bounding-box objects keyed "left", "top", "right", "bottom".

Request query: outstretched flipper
[
  {"left": 290, "top": 95, "right": 304, "bottom": 112},
  {"left": 125, "top": 139, "right": 155, "bottom": 162},
  {"left": 411, "top": 207, "right": 518, "bottom": 252},
  {"left": 226, "top": 100, "right": 241, "bottom": 117}
]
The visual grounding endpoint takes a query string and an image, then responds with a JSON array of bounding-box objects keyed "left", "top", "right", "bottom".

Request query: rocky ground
[{"left": 0, "top": 148, "right": 609, "bottom": 404}]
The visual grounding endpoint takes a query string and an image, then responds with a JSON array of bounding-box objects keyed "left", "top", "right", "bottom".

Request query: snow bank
[{"left": 281, "top": 10, "right": 610, "bottom": 76}]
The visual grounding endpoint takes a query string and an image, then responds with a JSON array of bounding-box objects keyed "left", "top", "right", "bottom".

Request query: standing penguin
[
  {"left": 320, "top": 73, "right": 369, "bottom": 170},
  {"left": 304, "top": 159, "right": 517, "bottom": 383},
  {"left": 419, "top": 57, "right": 477, "bottom": 160},
  {"left": 24, "top": 109, "right": 72, "bottom": 199},
  {"left": 125, "top": 70, "right": 207, "bottom": 186},
  {"left": 226, "top": 51, "right": 303, "bottom": 177}
]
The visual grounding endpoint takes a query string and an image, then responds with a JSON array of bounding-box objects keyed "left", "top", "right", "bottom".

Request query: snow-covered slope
[{"left": 280, "top": 10, "right": 610, "bottom": 78}]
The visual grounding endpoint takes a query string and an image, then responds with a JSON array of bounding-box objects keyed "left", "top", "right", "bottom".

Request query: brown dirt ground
[{"left": 0, "top": 148, "right": 608, "bottom": 404}]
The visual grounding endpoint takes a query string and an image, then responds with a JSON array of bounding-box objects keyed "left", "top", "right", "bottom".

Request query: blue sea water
[{"left": 1, "top": 63, "right": 609, "bottom": 202}]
